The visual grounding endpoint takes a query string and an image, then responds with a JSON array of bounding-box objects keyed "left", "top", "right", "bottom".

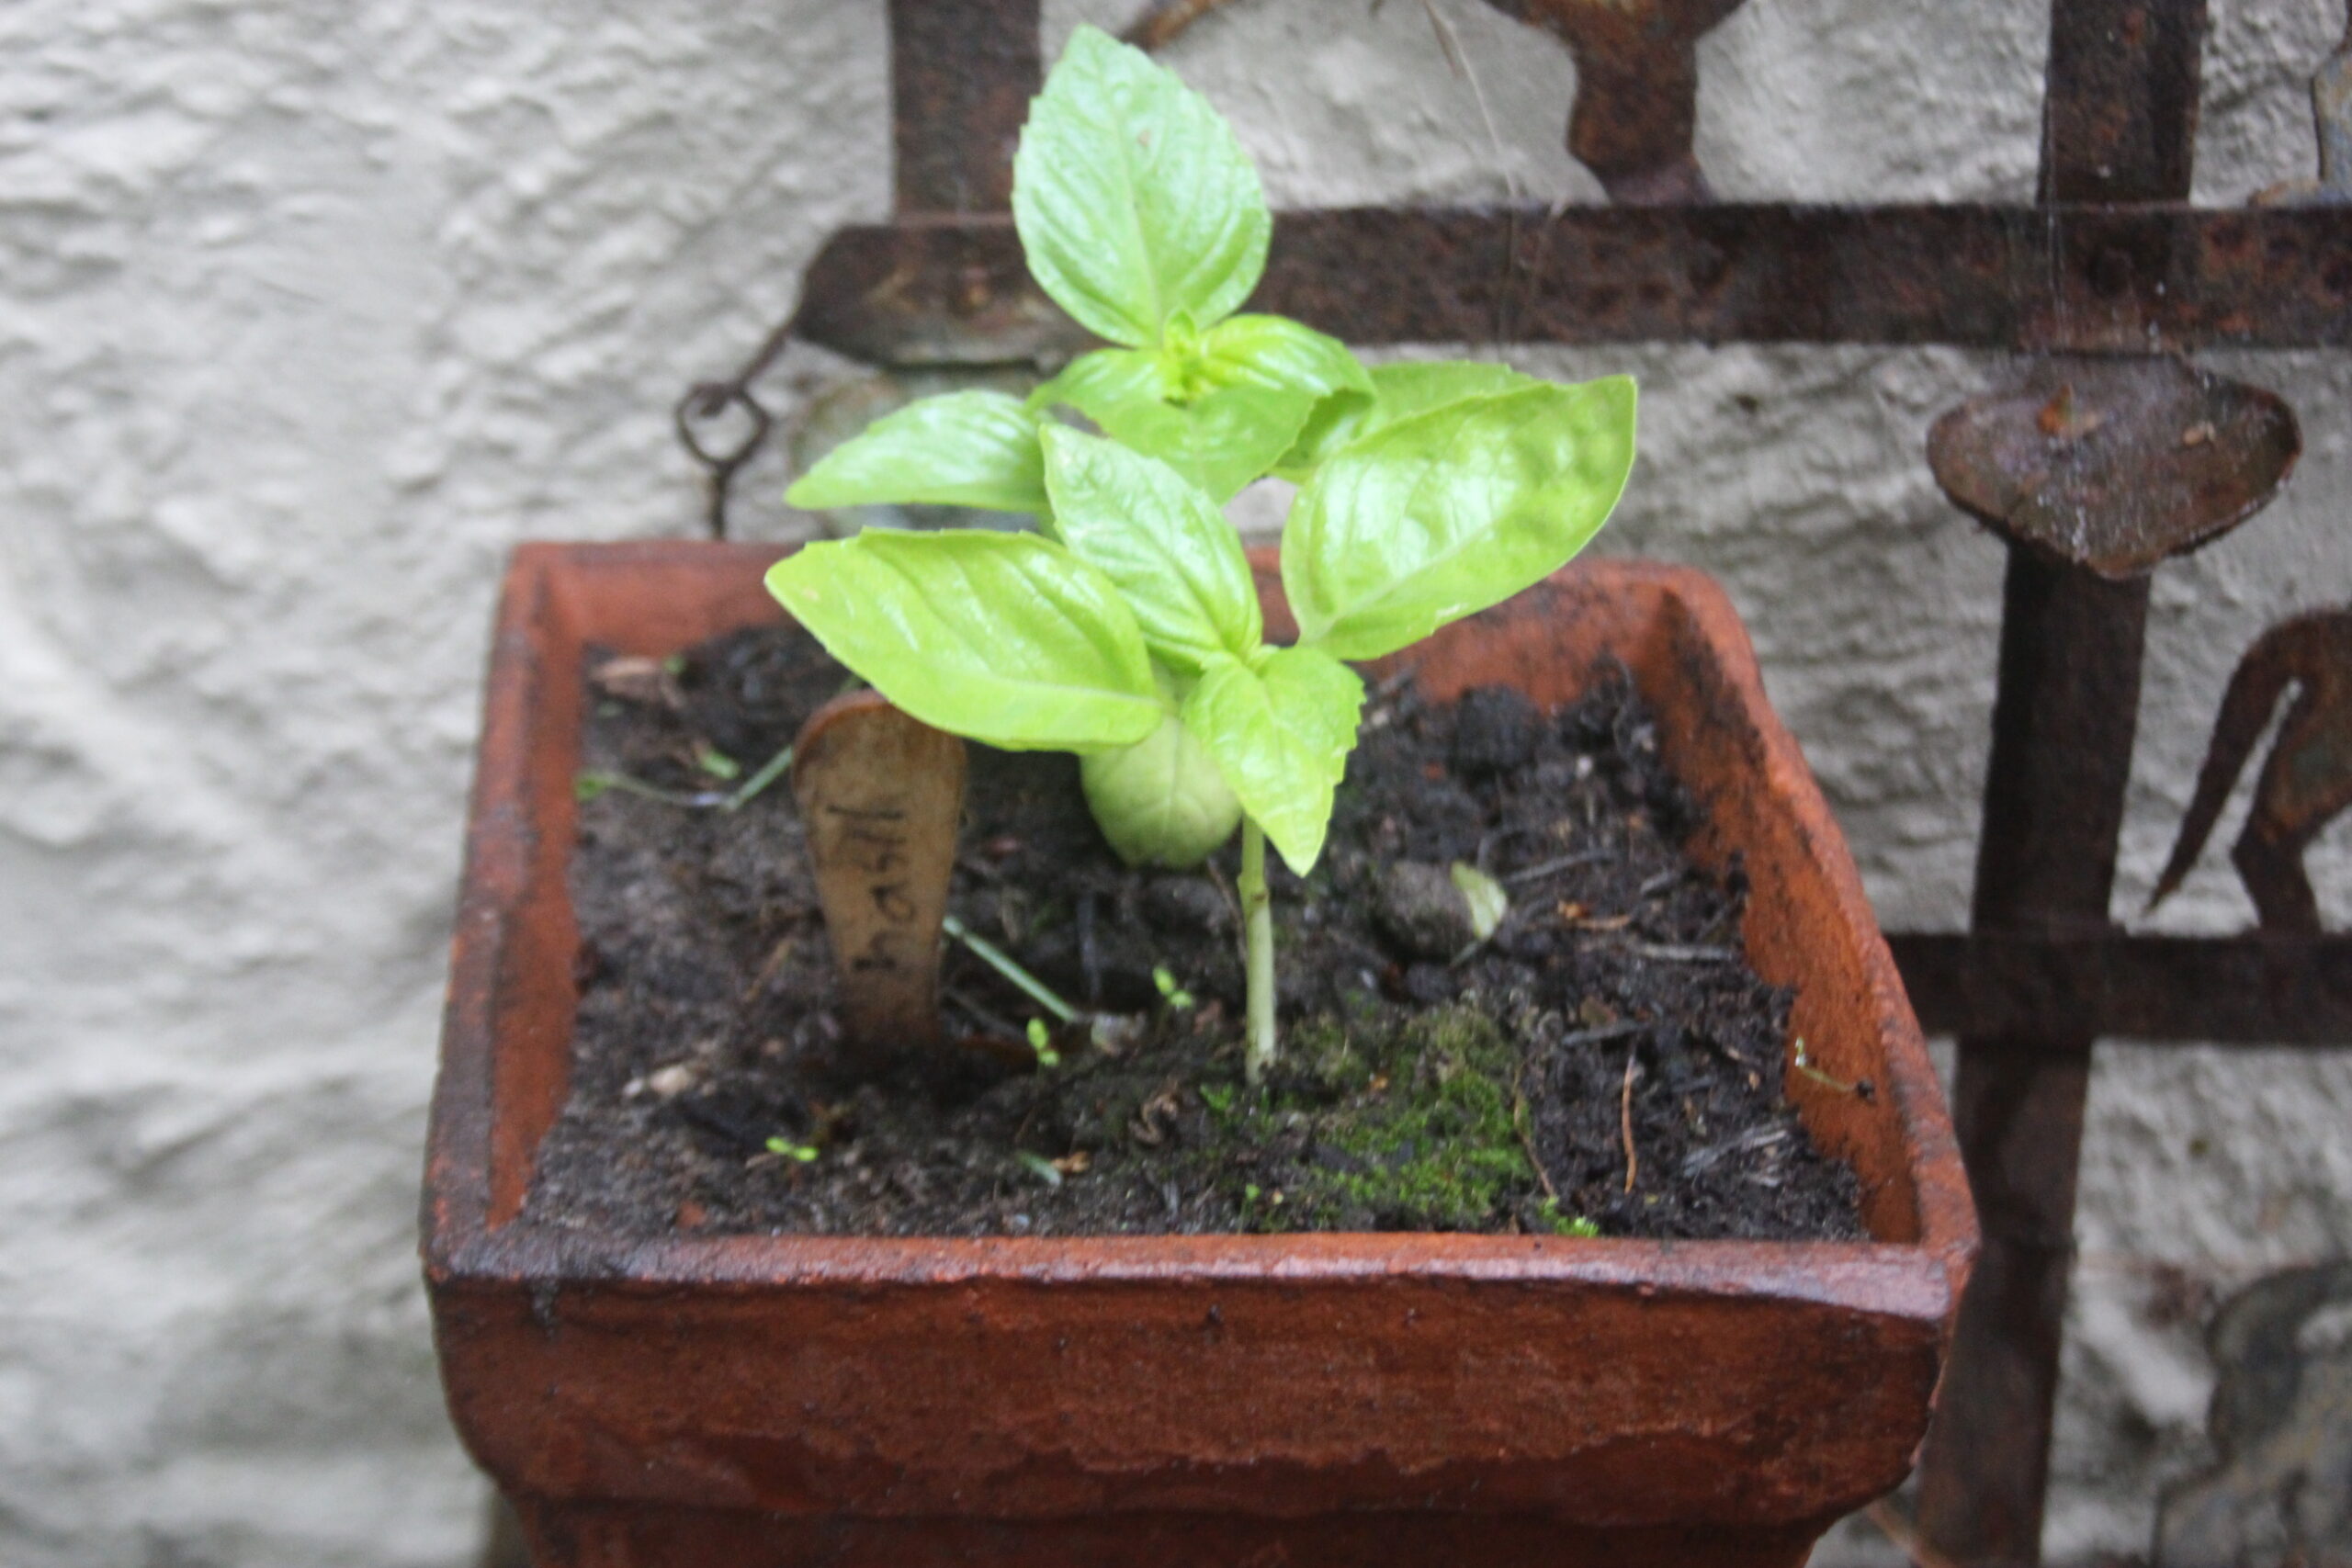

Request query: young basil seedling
[{"left": 772, "top": 26, "right": 1636, "bottom": 1080}]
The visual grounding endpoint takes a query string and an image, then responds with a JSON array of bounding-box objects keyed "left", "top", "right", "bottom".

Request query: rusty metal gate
[{"left": 673, "top": 4, "right": 2352, "bottom": 1562}]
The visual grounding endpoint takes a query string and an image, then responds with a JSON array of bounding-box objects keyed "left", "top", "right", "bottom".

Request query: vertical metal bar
[
  {"left": 1916, "top": 564, "right": 2152, "bottom": 1564},
  {"left": 2038, "top": 0, "right": 2209, "bottom": 203},
  {"left": 889, "top": 0, "right": 1042, "bottom": 214},
  {"left": 1915, "top": 6, "right": 2206, "bottom": 1562}
]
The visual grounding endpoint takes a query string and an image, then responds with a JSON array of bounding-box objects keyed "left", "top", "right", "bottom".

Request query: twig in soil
[
  {"left": 741, "top": 936, "right": 797, "bottom": 1004},
  {"left": 1077, "top": 893, "right": 1102, "bottom": 1006},
  {"left": 1620, "top": 1046, "right": 1640, "bottom": 1194},
  {"left": 1503, "top": 849, "right": 1607, "bottom": 885},
  {"left": 1635, "top": 868, "right": 1679, "bottom": 898},
  {"left": 944, "top": 984, "right": 1021, "bottom": 1042},
  {"left": 1619, "top": 941, "right": 1741, "bottom": 964},
  {"left": 672, "top": 1095, "right": 772, "bottom": 1153},
  {"left": 1860, "top": 1499, "right": 1962, "bottom": 1568},
  {"left": 1679, "top": 1123, "right": 1789, "bottom": 1178},
  {"left": 943, "top": 913, "right": 1079, "bottom": 1024},
  {"left": 1200, "top": 856, "right": 1244, "bottom": 932},
  {"left": 1510, "top": 1063, "right": 1559, "bottom": 1201},
  {"left": 1556, "top": 1020, "right": 1647, "bottom": 1050}
]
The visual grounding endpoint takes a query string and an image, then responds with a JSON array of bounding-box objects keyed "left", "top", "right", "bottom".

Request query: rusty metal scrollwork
[{"left": 2150, "top": 608, "right": 2352, "bottom": 933}]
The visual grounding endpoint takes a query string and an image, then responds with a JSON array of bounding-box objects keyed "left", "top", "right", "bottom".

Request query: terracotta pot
[{"left": 425, "top": 541, "right": 1977, "bottom": 1568}]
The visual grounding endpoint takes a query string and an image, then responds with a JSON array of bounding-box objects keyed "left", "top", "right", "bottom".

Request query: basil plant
[{"left": 770, "top": 25, "right": 1636, "bottom": 1081}]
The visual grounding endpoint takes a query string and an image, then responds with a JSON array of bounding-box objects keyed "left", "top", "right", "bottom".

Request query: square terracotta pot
[{"left": 424, "top": 541, "right": 1976, "bottom": 1568}]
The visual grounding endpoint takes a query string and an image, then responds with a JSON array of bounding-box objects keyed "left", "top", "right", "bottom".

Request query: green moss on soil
[{"left": 1185, "top": 1004, "right": 1600, "bottom": 1235}]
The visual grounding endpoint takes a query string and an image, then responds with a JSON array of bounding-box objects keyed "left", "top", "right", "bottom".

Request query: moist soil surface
[{"left": 526, "top": 623, "right": 1865, "bottom": 1242}]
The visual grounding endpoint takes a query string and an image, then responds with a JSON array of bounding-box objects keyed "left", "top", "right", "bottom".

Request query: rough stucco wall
[
  {"left": 0, "top": 3, "right": 888, "bottom": 1562},
  {"left": 0, "top": 2, "right": 2343, "bottom": 1563}
]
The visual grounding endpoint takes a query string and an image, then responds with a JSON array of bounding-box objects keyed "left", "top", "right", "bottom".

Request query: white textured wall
[{"left": 0, "top": 2, "right": 2345, "bottom": 1563}]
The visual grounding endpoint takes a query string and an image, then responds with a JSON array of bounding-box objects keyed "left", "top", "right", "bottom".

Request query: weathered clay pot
[{"left": 425, "top": 541, "right": 1976, "bottom": 1568}]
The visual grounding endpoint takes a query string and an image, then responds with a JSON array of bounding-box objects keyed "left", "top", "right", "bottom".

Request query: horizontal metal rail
[
  {"left": 1893, "top": 932, "right": 2352, "bottom": 1046},
  {"left": 798, "top": 204, "right": 2352, "bottom": 365}
]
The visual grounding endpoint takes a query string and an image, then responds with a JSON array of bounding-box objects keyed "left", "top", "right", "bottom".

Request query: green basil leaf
[
  {"left": 1080, "top": 707, "right": 1242, "bottom": 868},
  {"left": 1012, "top": 25, "right": 1270, "bottom": 347},
  {"left": 1272, "top": 390, "right": 1374, "bottom": 480},
  {"left": 1198, "top": 316, "right": 1371, "bottom": 400},
  {"left": 1040, "top": 425, "right": 1261, "bottom": 671},
  {"left": 1099, "top": 382, "right": 1316, "bottom": 502},
  {"left": 764, "top": 530, "right": 1160, "bottom": 752},
  {"left": 1197, "top": 316, "right": 1374, "bottom": 480},
  {"left": 1283, "top": 360, "right": 1544, "bottom": 475},
  {"left": 1366, "top": 361, "right": 1542, "bottom": 425},
  {"left": 1026, "top": 348, "right": 1173, "bottom": 424},
  {"left": 1034, "top": 347, "right": 1313, "bottom": 502},
  {"left": 784, "top": 390, "right": 1046, "bottom": 514},
  {"left": 1283, "top": 378, "right": 1637, "bottom": 661},
  {"left": 1180, "top": 647, "right": 1365, "bottom": 875}
]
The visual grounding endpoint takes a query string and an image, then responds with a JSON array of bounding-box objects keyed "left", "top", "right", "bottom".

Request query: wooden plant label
[{"left": 790, "top": 692, "right": 966, "bottom": 1054}]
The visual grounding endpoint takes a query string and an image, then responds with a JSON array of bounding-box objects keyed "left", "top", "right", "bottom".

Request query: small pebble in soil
[{"left": 1373, "top": 862, "right": 1481, "bottom": 961}]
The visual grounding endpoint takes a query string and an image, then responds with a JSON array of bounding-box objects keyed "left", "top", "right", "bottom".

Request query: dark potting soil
[{"left": 524, "top": 622, "right": 1866, "bottom": 1242}]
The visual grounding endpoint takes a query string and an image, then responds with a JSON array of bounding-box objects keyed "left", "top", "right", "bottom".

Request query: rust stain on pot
[
  {"left": 1927, "top": 355, "right": 2300, "bottom": 580},
  {"left": 425, "top": 543, "right": 1975, "bottom": 1566}
]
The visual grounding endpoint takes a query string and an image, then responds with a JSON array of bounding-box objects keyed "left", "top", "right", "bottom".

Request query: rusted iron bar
[
  {"left": 2149, "top": 608, "right": 2352, "bottom": 931},
  {"left": 2038, "top": 0, "right": 2207, "bottom": 204},
  {"left": 1479, "top": 1, "right": 1746, "bottom": 204},
  {"left": 1891, "top": 932, "right": 2352, "bottom": 1045},
  {"left": 1917, "top": 6, "right": 2210, "bottom": 1563},
  {"left": 1914, "top": 562, "right": 2154, "bottom": 1566},
  {"left": 888, "top": 0, "right": 1040, "bottom": 214},
  {"left": 1121, "top": 0, "right": 1248, "bottom": 51},
  {"left": 795, "top": 204, "right": 2352, "bottom": 365},
  {"left": 668, "top": 0, "right": 1043, "bottom": 536}
]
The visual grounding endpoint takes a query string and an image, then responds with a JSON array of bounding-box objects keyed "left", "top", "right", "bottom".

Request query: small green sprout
[
  {"left": 1016, "top": 1151, "right": 1065, "bottom": 1189},
  {"left": 573, "top": 770, "right": 714, "bottom": 807},
  {"left": 1153, "top": 965, "right": 1197, "bottom": 1010},
  {"left": 693, "top": 742, "right": 741, "bottom": 781},
  {"left": 1025, "top": 1017, "right": 1061, "bottom": 1068},
  {"left": 944, "top": 913, "right": 1080, "bottom": 1024},
  {"left": 1199, "top": 1083, "right": 1237, "bottom": 1116},
  {"left": 572, "top": 741, "right": 795, "bottom": 813},
  {"left": 1537, "top": 1197, "right": 1602, "bottom": 1237},
  {"left": 764, "top": 1136, "right": 820, "bottom": 1163},
  {"left": 1792, "top": 1038, "right": 1866, "bottom": 1097},
  {"left": 769, "top": 27, "right": 1634, "bottom": 1083}
]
